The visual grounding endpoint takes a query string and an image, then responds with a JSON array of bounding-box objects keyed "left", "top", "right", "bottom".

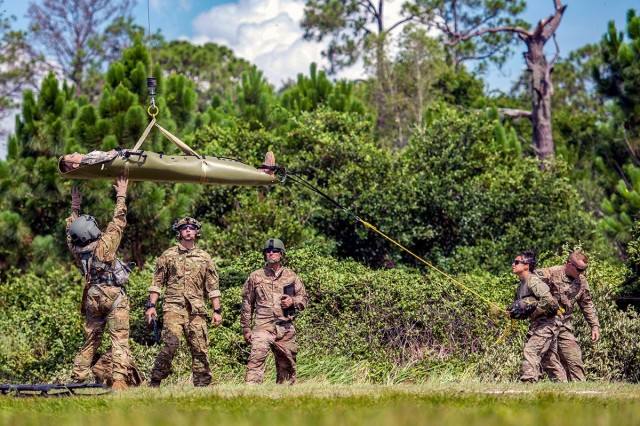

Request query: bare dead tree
[
  {"left": 27, "top": 0, "right": 135, "bottom": 93},
  {"left": 454, "top": 0, "right": 567, "bottom": 161}
]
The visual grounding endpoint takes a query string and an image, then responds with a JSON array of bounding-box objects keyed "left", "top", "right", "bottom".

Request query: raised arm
[{"left": 94, "top": 176, "right": 128, "bottom": 262}]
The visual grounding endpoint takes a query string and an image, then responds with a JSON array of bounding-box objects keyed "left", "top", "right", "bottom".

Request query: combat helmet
[
  {"left": 263, "top": 238, "right": 285, "bottom": 257},
  {"left": 172, "top": 217, "right": 202, "bottom": 237},
  {"left": 69, "top": 214, "right": 102, "bottom": 246}
]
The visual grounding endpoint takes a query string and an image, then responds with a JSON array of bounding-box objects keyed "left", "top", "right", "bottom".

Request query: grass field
[{"left": 2, "top": 381, "right": 640, "bottom": 426}]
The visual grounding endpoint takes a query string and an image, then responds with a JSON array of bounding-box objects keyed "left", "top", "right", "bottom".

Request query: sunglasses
[
  {"left": 568, "top": 261, "right": 587, "bottom": 272},
  {"left": 264, "top": 248, "right": 282, "bottom": 254},
  {"left": 180, "top": 225, "right": 198, "bottom": 231},
  {"left": 512, "top": 260, "right": 527, "bottom": 266}
]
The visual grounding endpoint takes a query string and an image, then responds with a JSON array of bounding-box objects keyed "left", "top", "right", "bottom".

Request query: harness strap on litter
[
  {"left": 154, "top": 123, "right": 201, "bottom": 158},
  {"left": 130, "top": 118, "right": 202, "bottom": 159},
  {"left": 133, "top": 118, "right": 156, "bottom": 151}
]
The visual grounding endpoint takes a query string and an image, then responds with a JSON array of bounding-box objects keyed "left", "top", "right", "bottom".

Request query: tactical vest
[{"left": 78, "top": 252, "right": 130, "bottom": 286}]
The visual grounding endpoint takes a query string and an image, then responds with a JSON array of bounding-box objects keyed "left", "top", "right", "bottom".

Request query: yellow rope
[
  {"left": 284, "top": 174, "right": 515, "bottom": 343},
  {"left": 357, "top": 218, "right": 514, "bottom": 343}
]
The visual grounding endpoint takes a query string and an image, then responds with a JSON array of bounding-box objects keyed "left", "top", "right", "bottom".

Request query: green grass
[{"left": 2, "top": 382, "right": 640, "bottom": 426}]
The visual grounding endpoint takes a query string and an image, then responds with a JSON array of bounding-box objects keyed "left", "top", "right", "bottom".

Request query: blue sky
[
  {"left": 4, "top": 0, "right": 636, "bottom": 88},
  {"left": 1, "top": 0, "right": 638, "bottom": 156}
]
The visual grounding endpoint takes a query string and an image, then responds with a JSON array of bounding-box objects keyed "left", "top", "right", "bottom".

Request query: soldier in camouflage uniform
[
  {"left": 241, "top": 238, "right": 308, "bottom": 384},
  {"left": 537, "top": 251, "right": 600, "bottom": 382},
  {"left": 66, "top": 176, "right": 132, "bottom": 390},
  {"left": 510, "top": 251, "right": 560, "bottom": 382},
  {"left": 60, "top": 149, "right": 118, "bottom": 172},
  {"left": 145, "top": 217, "right": 222, "bottom": 387}
]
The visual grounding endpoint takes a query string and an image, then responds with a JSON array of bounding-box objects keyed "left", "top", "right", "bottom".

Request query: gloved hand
[
  {"left": 114, "top": 175, "right": 128, "bottom": 197},
  {"left": 71, "top": 186, "right": 82, "bottom": 211}
]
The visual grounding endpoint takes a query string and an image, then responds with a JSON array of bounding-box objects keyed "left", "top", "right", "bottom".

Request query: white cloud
[{"left": 188, "top": 0, "right": 380, "bottom": 87}]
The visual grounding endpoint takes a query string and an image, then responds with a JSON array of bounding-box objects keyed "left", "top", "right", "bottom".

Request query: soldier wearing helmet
[
  {"left": 241, "top": 238, "right": 308, "bottom": 384},
  {"left": 65, "top": 175, "right": 133, "bottom": 391},
  {"left": 145, "top": 216, "right": 222, "bottom": 387},
  {"left": 536, "top": 251, "right": 600, "bottom": 382}
]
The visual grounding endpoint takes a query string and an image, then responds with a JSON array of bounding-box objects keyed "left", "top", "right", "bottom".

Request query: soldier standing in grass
[
  {"left": 66, "top": 176, "right": 133, "bottom": 390},
  {"left": 145, "top": 217, "right": 222, "bottom": 387},
  {"left": 537, "top": 251, "right": 600, "bottom": 382},
  {"left": 241, "top": 238, "right": 308, "bottom": 384},
  {"left": 509, "top": 251, "right": 560, "bottom": 382}
]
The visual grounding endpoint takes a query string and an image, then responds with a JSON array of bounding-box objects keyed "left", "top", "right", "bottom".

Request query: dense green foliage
[
  {"left": 594, "top": 10, "right": 640, "bottom": 255},
  {"left": 1, "top": 247, "right": 638, "bottom": 384},
  {"left": 1, "top": 5, "right": 640, "bottom": 385}
]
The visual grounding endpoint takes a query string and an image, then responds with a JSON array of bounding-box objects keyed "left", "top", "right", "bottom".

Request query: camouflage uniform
[
  {"left": 92, "top": 349, "right": 143, "bottom": 387},
  {"left": 536, "top": 266, "right": 600, "bottom": 381},
  {"left": 148, "top": 244, "right": 220, "bottom": 386},
  {"left": 517, "top": 273, "right": 561, "bottom": 382},
  {"left": 241, "top": 266, "right": 308, "bottom": 384},
  {"left": 66, "top": 196, "right": 131, "bottom": 383},
  {"left": 81, "top": 150, "right": 118, "bottom": 165}
]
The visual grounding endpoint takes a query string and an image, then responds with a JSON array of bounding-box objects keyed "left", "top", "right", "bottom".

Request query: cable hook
[{"left": 147, "top": 77, "right": 158, "bottom": 118}]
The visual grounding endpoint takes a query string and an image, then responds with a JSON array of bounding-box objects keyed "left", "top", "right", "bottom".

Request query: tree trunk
[
  {"left": 526, "top": 40, "right": 555, "bottom": 161},
  {"left": 375, "top": 40, "right": 387, "bottom": 130}
]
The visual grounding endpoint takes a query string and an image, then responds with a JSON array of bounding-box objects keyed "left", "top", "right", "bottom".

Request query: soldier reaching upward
[{"left": 66, "top": 176, "right": 133, "bottom": 390}]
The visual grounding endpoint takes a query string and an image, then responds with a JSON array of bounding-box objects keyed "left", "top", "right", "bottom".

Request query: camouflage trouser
[
  {"left": 72, "top": 285, "right": 131, "bottom": 383},
  {"left": 520, "top": 316, "right": 560, "bottom": 382},
  {"left": 245, "top": 322, "right": 297, "bottom": 385},
  {"left": 150, "top": 311, "right": 211, "bottom": 386},
  {"left": 542, "top": 322, "right": 586, "bottom": 382},
  {"left": 92, "top": 349, "right": 143, "bottom": 386}
]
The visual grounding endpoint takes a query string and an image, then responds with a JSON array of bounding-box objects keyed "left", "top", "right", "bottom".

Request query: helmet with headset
[{"left": 172, "top": 217, "right": 202, "bottom": 238}]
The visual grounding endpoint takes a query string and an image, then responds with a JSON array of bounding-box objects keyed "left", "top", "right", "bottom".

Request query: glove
[
  {"left": 71, "top": 186, "right": 82, "bottom": 211},
  {"left": 114, "top": 175, "right": 128, "bottom": 197}
]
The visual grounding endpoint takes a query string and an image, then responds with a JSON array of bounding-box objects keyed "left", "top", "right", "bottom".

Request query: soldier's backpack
[
  {"left": 78, "top": 252, "right": 131, "bottom": 286},
  {"left": 110, "top": 258, "right": 132, "bottom": 286}
]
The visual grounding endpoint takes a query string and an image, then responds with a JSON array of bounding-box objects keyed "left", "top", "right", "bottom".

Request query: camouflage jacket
[
  {"left": 65, "top": 196, "right": 127, "bottom": 273},
  {"left": 149, "top": 244, "right": 220, "bottom": 315},
  {"left": 241, "top": 266, "right": 308, "bottom": 333},
  {"left": 515, "top": 273, "right": 558, "bottom": 320},
  {"left": 535, "top": 266, "right": 600, "bottom": 330}
]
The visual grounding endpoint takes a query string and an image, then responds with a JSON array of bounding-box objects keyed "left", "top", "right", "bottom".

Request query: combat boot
[{"left": 111, "top": 380, "right": 128, "bottom": 390}]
